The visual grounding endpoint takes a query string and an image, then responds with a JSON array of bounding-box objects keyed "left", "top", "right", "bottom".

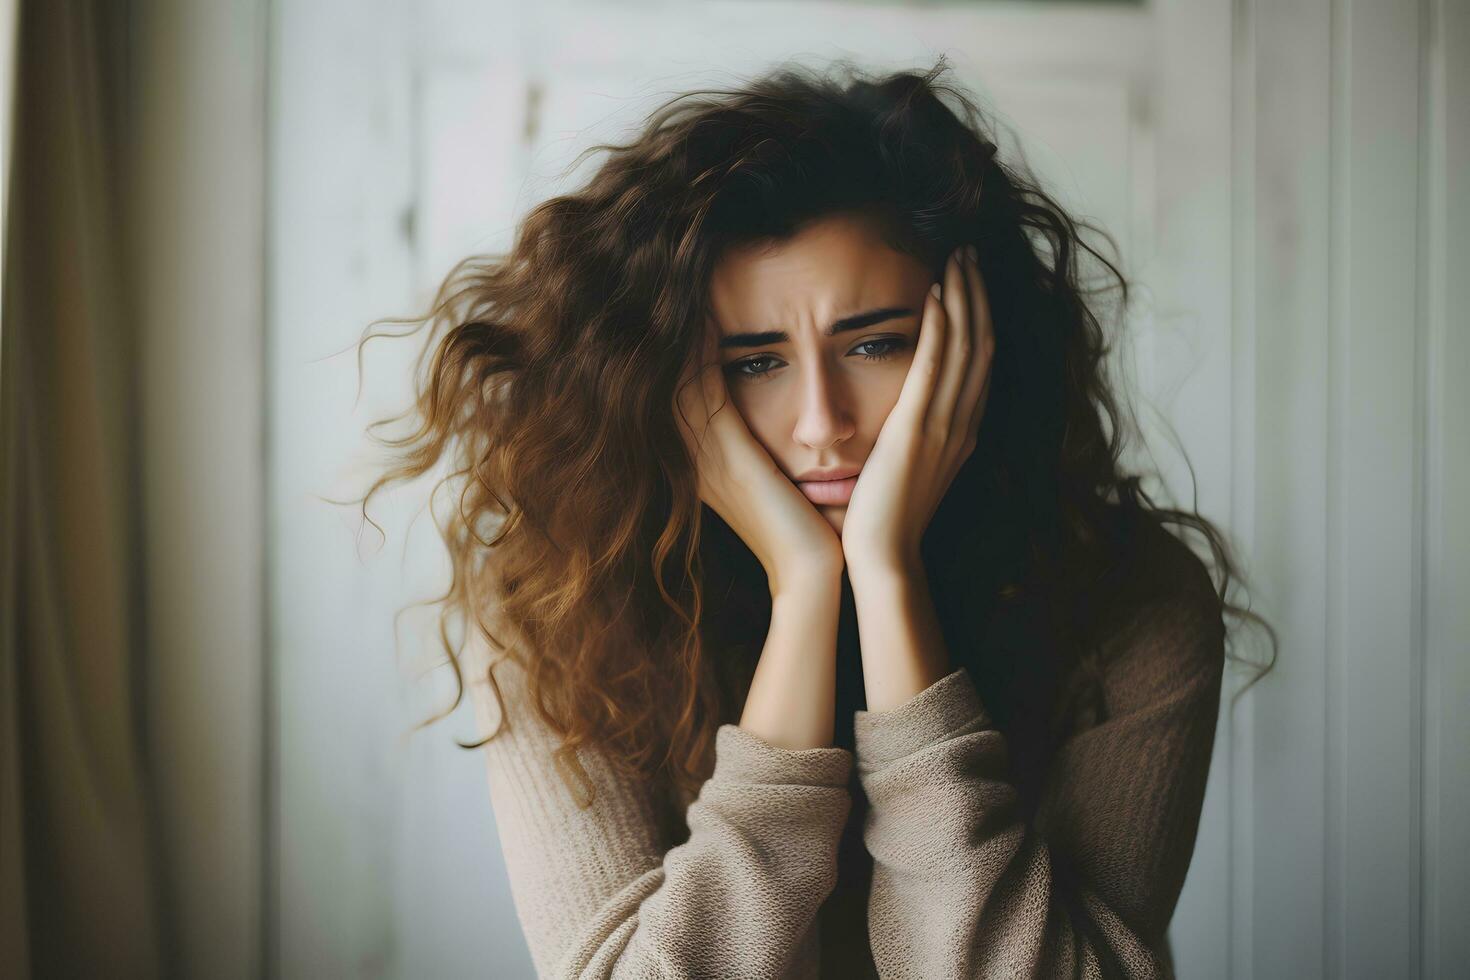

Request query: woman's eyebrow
[{"left": 717, "top": 306, "right": 917, "bottom": 349}]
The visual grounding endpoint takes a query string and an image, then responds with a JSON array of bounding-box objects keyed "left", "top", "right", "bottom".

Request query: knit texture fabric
[{"left": 468, "top": 579, "right": 1225, "bottom": 978}]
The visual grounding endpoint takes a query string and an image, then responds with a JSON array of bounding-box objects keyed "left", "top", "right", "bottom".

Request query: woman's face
[{"left": 707, "top": 211, "right": 933, "bottom": 535}]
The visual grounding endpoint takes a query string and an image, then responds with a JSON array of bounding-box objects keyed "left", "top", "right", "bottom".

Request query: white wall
[
  {"left": 263, "top": 1, "right": 1469, "bottom": 977},
  {"left": 1241, "top": 1, "right": 1470, "bottom": 976}
]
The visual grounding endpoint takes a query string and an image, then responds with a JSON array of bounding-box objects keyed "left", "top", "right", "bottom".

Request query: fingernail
[
  {"left": 966, "top": 244, "right": 978, "bottom": 261},
  {"left": 930, "top": 282, "right": 942, "bottom": 299}
]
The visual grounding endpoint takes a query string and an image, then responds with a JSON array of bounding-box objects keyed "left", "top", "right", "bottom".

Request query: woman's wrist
[
  {"left": 766, "top": 553, "right": 845, "bottom": 602},
  {"left": 740, "top": 568, "right": 843, "bottom": 750}
]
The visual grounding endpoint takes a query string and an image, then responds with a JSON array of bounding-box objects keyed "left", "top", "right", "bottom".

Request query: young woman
[{"left": 360, "top": 59, "right": 1271, "bottom": 979}]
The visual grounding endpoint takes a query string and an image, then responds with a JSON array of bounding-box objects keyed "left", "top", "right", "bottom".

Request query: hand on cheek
[{"left": 839, "top": 244, "right": 994, "bottom": 576}]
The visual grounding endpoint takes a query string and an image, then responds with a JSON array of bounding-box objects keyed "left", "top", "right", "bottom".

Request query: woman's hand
[
  {"left": 841, "top": 244, "right": 995, "bottom": 577},
  {"left": 676, "top": 319, "right": 845, "bottom": 596}
]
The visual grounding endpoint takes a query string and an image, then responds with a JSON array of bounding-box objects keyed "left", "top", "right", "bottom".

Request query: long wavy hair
[{"left": 351, "top": 57, "right": 1276, "bottom": 810}]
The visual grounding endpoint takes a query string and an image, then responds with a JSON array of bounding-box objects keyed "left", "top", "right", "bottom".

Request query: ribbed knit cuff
[
  {"left": 853, "top": 667, "right": 990, "bottom": 775},
  {"left": 711, "top": 723, "right": 854, "bottom": 787}
]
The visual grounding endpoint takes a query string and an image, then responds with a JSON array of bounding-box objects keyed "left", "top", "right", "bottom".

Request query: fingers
[
  {"left": 897, "top": 243, "right": 993, "bottom": 466},
  {"left": 699, "top": 338, "right": 739, "bottom": 443},
  {"left": 677, "top": 320, "right": 723, "bottom": 437},
  {"left": 889, "top": 273, "right": 949, "bottom": 432},
  {"left": 674, "top": 357, "right": 706, "bottom": 447},
  {"left": 678, "top": 317, "right": 771, "bottom": 508},
  {"left": 956, "top": 246, "right": 995, "bottom": 444},
  {"left": 929, "top": 246, "right": 972, "bottom": 438}
]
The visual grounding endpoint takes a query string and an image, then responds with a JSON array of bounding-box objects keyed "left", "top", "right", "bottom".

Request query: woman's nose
[{"left": 791, "top": 362, "right": 856, "bottom": 450}]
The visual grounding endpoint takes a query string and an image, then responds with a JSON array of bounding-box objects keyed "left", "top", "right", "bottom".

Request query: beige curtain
[{"left": 0, "top": 1, "right": 164, "bottom": 975}]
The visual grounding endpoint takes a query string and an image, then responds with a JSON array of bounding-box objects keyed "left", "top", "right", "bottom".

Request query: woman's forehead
[{"left": 708, "top": 214, "right": 925, "bottom": 333}]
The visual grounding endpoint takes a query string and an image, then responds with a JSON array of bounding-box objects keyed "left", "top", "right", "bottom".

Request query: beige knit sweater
[{"left": 467, "top": 580, "right": 1225, "bottom": 978}]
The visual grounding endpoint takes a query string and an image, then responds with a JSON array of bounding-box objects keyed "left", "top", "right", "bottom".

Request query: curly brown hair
[{"left": 349, "top": 57, "right": 1276, "bottom": 810}]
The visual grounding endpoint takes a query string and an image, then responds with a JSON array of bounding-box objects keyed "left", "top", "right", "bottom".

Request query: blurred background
[{"left": 3, "top": 0, "right": 1467, "bottom": 977}]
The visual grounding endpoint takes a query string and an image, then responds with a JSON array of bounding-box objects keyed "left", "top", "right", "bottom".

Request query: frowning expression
[{"left": 707, "top": 210, "right": 934, "bottom": 534}]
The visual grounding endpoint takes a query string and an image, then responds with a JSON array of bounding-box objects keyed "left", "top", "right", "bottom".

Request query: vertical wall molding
[
  {"left": 1421, "top": 2, "right": 1470, "bottom": 977},
  {"left": 1227, "top": 0, "right": 1258, "bottom": 975},
  {"left": 1333, "top": 3, "right": 1421, "bottom": 975}
]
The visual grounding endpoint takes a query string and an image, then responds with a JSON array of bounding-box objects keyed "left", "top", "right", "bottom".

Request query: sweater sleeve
[
  {"left": 467, "top": 648, "right": 854, "bottom": 979},
  {"left": 851, "top": 590, "right": 1226, "bottom": 978}
]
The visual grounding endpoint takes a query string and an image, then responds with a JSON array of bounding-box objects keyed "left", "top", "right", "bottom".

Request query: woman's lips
[{"left": 797, "top": 474, "right": 859, "bottom": 506}]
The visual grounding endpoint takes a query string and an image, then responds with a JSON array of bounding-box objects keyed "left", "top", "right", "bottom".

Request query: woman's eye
[
  {"left": 723, "top": 357, "right": 782, "bottom": 379},
  {"left": 852, "top": 340, "right": 905, "bottom": 364},
  {"left": 723, "top": 337, "right": 905, "bottom": 382}
]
